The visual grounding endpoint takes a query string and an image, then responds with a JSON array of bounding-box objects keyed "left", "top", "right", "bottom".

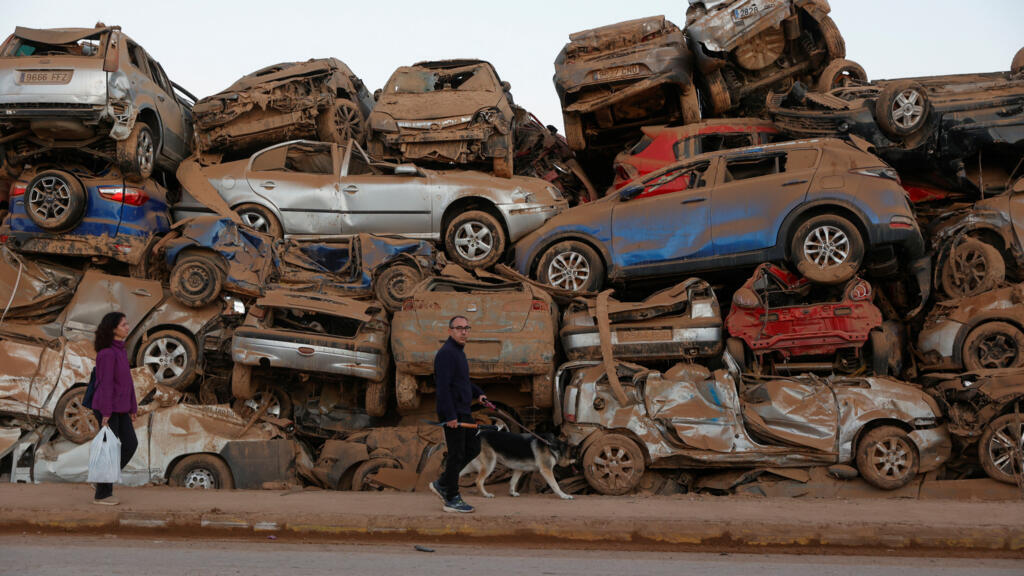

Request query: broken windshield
[{"left": 388, "top": 65, "right": 496, "bottom": 94}]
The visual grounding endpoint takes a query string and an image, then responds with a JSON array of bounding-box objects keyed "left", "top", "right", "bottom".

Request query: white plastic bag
[{"left": 87, "top": 426, "right": 121, "bottom": 484}]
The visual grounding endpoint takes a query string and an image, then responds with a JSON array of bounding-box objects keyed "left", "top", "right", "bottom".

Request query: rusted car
[
  {"left": 928, "top": 177, "right": 1024, "bottom": 299},
  {"left": 560, "top": 278, "right": 722, "bottom": 362},
  {"left": 512, "top": 107, "right": 597, "bottom": 206},
  {"left": 191, "top": 58, "right": 374, "bottom": 161},
  {"left": 685, "top": 0, "right": 860, "bottom": 115},
  {"left": 918, "top": 283, "right": 1024, "bottom": 373},
  {"left": 367, "top": 60, "right": 516, "bottom": 178},
  {"left": 555, "top": 358, "right": 949, "bottom": 495},
  {"left": 172, "top": 139, "right": 567, "bottom": 269},
  {"left": 230, "top": 290, "right": 391, "bottom": 418},
  {"left": 725, "top": 263, "right": 894, "bottom": 375},
  {"left": 311, "top": 424, "right": 445, "bottom": 491},
  {"left": 920, "top": 369, "right": 1024, "bottom": 485},
  {"left": 390, "top": 275, "right": 557, "bottom": 417},
  {"left": 611, "top": 118, "right": 782, "bottom": 189},
  {"left": 3, "top": 163, "right": 171, "bottom": 267},
  {"left": 554, "top": 16, "right": 699, "bottom": 153},
  {"left": 0, "top": 25, "right": 194, "bottom": 179}
]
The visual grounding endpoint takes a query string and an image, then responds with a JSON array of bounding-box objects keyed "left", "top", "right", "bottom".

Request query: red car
[
  {"left": 725, "top": 263, "right": 892, "bottom": 375},
  {"left": 611, "top": 118, "right": 781, "bottom": 190}
]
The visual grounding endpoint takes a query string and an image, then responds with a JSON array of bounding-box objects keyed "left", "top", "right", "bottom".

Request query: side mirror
[
  {"left": 620, "top": 186, "right": 642, "bottom": 201},
  {"left": 394, "top": 164, "right": 419, "bottom": 176},
  {"left": 373, "top": 88, "right": 382, "bottom": 102}
]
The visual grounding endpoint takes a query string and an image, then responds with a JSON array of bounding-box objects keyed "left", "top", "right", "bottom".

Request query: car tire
[
  {"left": 169, "top": 250, "right": 227, "bottom": 308},
  {"left": 962, "top": 322, "right": 1024, "bottom": 371},
  {"left": 940, "top": 237, "right": 1005, "bottom": 299},
  {"left": 24, "top": 170, "right": 87, "bottom": 232},
  {"left": 734, "top": 26, "right": 785, "bottom": 71},
  {"left": 704, "top": 69, "right": 732, "bottom": 115},
  {"left": 54, "top": 386, "right": 99, "bottom": 445},
  {"left": 395, "top": 370, "right": 421, "bottom": 414},
  {"left": 582, "top": 432, "right": 646, "bottom": 495},
  {"left": 117, "top": 122, "right": 156, "bottom": 179},
  {"left": 817, "top": 15, "right": 846, "bottom": 60},
  {"left": 978, "top": 413, "right": 1024, "bottom": 484},
  {"left": 444, "top": 210, "right": 506, "bottom": 270},
  {"left": 374, "top": 264, "right": 422, "bottom": 312},
  {"left": 232, "top": 385, "right": 293, "bottom": 420},
  {"left": 365, "top": 377, "right": 389, "bottom": 418},
  {"left": 230, "top": 362, "right": 255, "bottom": 400},
  {"left": 537, "top": 240, "right": 604, "bottom": 293},
  {"left": 869, "top": 330, "right": 891, "bottom": 376},
  {"left": 169, "top": 454, "right": 234, "bottom": 490},
  {"left": 492, "top": 146, "right": 514, "bottom": 178},
  {"left": 317, "top": 100, "right": 366, "bottom": 146},
  {"left": 563, "top": 113, "right": 585, "bottom": 151},
  {"left": 680, "top": 87, "right": 701, "bottom": 124},
  {"left": 136, "top": 329, "right": 198, "bottom": 391},
  {"left": 790, "top": 214, "right": 864, "bottom": 285},
  {"left": 816, "top": 58, "right": 867, "bottom": 91},
  {"left": 351, "top": 458, "right": 401, "bottom": 491},
  {"left": 875, "top": 80, "right": 930, "bottom": 140},
  {"left": 726, "top": 337, "right": 750, "bottom": 373},
  {"left": 235, "top": 203, "right": 283, "bottom": 239},
  {"left": 855, "top": 425, "right": 919, "bottom": 490}
]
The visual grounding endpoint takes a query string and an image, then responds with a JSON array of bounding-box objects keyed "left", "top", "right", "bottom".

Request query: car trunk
[
  {"left": 0, "top": 27, "right": 110, "bottom": 105},
  {"left": 414, "top": 284, "right": 533, "bottom": 362}
]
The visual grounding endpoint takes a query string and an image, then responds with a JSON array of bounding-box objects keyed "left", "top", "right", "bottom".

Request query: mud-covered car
[
  {"left": 2, "top": 163, "right": 170, "bottom": 266},
  {"left": 611, "top": 118, "right": 781, "bottom": 189},
  {"left": 555, "top": 358, "right": 950, "bottom": 495},
  {"left": 310, "top": 424, "right": 445, "bottom": 491},
  {"left": 726, "top": 263, "right": 896, "bottom": 375},
  {"left": 512, "top": 107, "right": 597, "bottom": 206},
  {"left": 172, "top": 139, "right": 567, "bottom": 269},
  {"left": 192, "top": 58, "right": 374, "bottom": 161},
  {"left": 368, "top": 60, "right": 516, "bottom": 178},
  {"left": 230, "top": 290, "right": 391, "bottom": 418},
  {"left": 918, "top": 283, "right": 1024, "bottom": 373},
  {"left": 390, "top": 275, "right": 557, "bottom": 416},
  {"left": 685, "top": 0, "right": 860, "bottom": 115},
  {"left": 766, "top": 69, "right": 1024, "bottom": 188},
  {"left": 0, "top": 25, "right": 194, "bottom": 179},
  {"left": 515, "top": 138, "right": 927, "bottom": 291},
  {"left": 919, "top": 369, "right": 1024, "bottom": 485},
  {"left": 561, "top": 278, "right": 722, "bottom": 362},
  {"left": 554, "top": 16, "right": 699, "bottom": 153}
]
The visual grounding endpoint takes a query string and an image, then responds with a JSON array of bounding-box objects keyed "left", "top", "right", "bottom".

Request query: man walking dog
[{"left": 430, "top": 315, "right": 488, "bottom": 513}]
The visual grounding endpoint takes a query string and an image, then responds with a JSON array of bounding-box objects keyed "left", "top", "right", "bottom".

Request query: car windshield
[
  {"left": 387, "top": 65, "right": 496, "bottom": 94},
  {"left": 1, "top": 34, "right": 106, "bottom": 58}
]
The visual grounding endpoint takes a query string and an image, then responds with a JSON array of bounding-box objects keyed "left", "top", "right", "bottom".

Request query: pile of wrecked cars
[{"left": 2, "top": 8, "right": 1024, "bottom": 498}]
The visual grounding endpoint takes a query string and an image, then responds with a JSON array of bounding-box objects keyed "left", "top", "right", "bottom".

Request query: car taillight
[
  {"left": 848, "top": 279, "right": 872, "bottom": 301},
  {"left": 851, "top": 167, "right": 900, "bottom": 183},
  {"left": 564, "top": 414, "right": 576, "bottom": 423},
  {"left": 402, "top": 299, "right": 422, "bottom": 311},
  {"left": 732, "top": 288, "right": 759, "bottom": 309},
  {"left": 531, "top": 300, "right": 548, "bottom": 312},
  {"left": 889, "top": 215, "right": 915, "bottom": 229},
  {"left": 98, "top": 185, "right": 149, "bottom": 206},
  {"left": 9, "top": 183, "right": 26, "bottom": 197}
]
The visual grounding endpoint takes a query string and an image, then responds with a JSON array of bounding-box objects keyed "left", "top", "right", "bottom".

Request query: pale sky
[{"left": 3, "top": 0, "right": 1021, "bottom": 131}]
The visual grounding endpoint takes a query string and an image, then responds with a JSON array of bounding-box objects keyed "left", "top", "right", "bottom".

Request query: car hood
[{"left": 373, "top": 91, "right": 504, "bottom": 121}]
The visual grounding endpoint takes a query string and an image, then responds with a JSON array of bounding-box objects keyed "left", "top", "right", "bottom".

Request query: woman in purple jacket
[{"left": 90, "top": 312, "right": 139, "bottom": 505}]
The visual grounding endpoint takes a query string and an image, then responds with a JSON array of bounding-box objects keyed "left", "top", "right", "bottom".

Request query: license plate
[
  {"left": 593, "top": 65, "right": 642, "bottom": 82},
  {"left": 17, "top": 70, "right": 73, "bottom": 85},
  {"left": 732, "top": 3, "right": 761, "bottom": 20}
]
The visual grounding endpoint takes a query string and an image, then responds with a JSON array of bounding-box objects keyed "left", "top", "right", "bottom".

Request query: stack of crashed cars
[{"left": 1, "top": 4, "right": 1024, "bottom": 498}]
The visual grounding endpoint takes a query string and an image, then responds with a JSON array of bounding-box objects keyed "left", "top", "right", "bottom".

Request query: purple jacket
[{"left": 91, "top": 340, "right": 138, "bottom": 418}]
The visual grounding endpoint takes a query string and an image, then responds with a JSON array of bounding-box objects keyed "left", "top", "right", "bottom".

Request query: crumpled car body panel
[{"left": 917, "top": 284, "right": 1024, "bottom": 371}]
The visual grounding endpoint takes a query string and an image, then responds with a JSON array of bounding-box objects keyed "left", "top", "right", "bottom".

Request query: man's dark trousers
[{"left": 440, "top": 414, "right": 481, "bottom": 498}]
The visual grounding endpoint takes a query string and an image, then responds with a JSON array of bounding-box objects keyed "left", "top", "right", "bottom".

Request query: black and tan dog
[{"left": 459, "top": 430, "right": 575, "bottom": 499}]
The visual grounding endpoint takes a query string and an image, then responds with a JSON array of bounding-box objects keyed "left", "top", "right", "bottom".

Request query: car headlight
[
  {"left": 396, "top": 115, "right": 473, "bottom": 130},
  {"left": 370, "top": 113, "right": 399, "bottom": 132}
]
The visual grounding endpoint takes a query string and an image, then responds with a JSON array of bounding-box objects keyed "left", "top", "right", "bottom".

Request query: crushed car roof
[{"left": 13, "top": 26, "right": 114, "bottom": 45}]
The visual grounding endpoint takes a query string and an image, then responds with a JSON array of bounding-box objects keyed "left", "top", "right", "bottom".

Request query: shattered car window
[
  {"left": 267, "top": 307, "right": 362, "bottom": 338},
  {"left": 693, "top": 134, "right": 754, "bottom": 156},
  {"left": 252, "top": 143, "right": 333, "bottom": 174},
  {"left": 388, "top": 65, "right": 496, "bottom": 94},
  {"left": 724, "top": 155, "right": 785, "bottom": 182},
  {"left": 1, "top": 35, "right": 103, "bottom": 58}
]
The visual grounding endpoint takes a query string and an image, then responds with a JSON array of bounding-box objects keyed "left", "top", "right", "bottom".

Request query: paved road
[{"left": 1, "top": 535, "right": 1022, "bottom": 576}]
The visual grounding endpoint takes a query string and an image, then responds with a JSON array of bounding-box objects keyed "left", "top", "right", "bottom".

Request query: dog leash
[
  {"left": 480, "top": 400, "right": 553, "bottom": 447},
  {"left": 421, "top": 420, "right": 500, "bottom": 431}
]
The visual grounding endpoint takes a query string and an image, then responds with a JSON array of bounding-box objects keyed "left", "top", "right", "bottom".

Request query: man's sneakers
[
  {"left": 92, "top": 498, "right": 119, "bottom": 506},
  {"left": 428, "top": 480, "right": 447, "bottom": 503},
  {"left": 442, "top": 494, "right": 474, "bottom": 514}
]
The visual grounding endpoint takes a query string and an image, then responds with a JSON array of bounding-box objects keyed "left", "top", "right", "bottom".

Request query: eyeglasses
[{"left": 451, "top": 325, "right": 471, "bottom": 332}]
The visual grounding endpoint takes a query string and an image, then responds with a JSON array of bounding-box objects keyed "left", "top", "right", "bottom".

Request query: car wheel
[
  {"left": 790, "top": 214, "right": 864, "bottom": 285},
  {"left": 679, "top": 87, "right": 701, "bottom": 124},
  {"left": 726, "top": 337, "right": 749, "bottom": 373},
  {"left": 537, "top": 240, "right": 604, "bottom": 293},
  {"left": 962, "top": 322, "right": 1024, "bottom": 371},
  {"left": 817, "top": 15, "right": 846, "bottom": 59},
  {"left": 54, "top": 387, "right": 99, "bottom": 444},
  {"left": 317, "top": 100, "right": 366, "bottom": 146},
  {"left": 365, "top": 376, "right": 390, "bottom": 418},
  {"left": 117, "top": 122, "right": 156, "bottom": 179},
  {"left": 24, "top": 170, "right": 87, "bottom": 232},
  {"left": 169, "top": 250, "right": 227, "bottom": 308},
  {"left": 230, "top": 362, "right": 255, "bottom": 400},
  {"left": 582, "top": 432, "right": 646, "bottom": 495},
  {"left": 978, "top": 413, "right": 1024, "bottom": 484},
  {"left": 869, "top": 330, "right": 891, "bottom": 376},
  {"left": 940, "top": 237, "right": 1005, "bottom": 298},
  {"left": 733, "top": 26, "right": 785, "bottom": 71},
  {"left": 235, "top": 203, "right": 283, "bottom": 239},
  {"left": 137, "top": 329, "right": 198, "bottom": 391},
  {"left": 703, "top": 69, "right": 732, "bottom": 115},
  {"left": 531, "top": 367, "right": 555, "bottom": 409},
  {"left": 169, "top": 454, "right": 234, "bottom": 490},
  {"left": 875, "top": 80, "right": 930, "bottom": 140},
  {"left": 395, "top": 370, "right": 421, "bottom": 414},
  {"left": 351, "top": 458, "right": 401, "bottom": 491},
  {"left": 562, "top": 113, "right": 585, "bottom": 150},
  {"left": 444, "top": 210, "right": 506, "bottom": 270},
  {"left": 816, "top": 59, "right": 867, "bottom": 91},
  {"left": 856, "top": 425, "right": 919, "bottom": 490},
  {"left": 374, "top": 264, "right": 422, "bottom": 312},
  {"left": 232, "top": 385, "right": 293, "bottom": 420}
]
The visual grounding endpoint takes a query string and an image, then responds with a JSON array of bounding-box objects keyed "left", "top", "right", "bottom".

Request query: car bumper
[
  {"left": 497, "top": 202, "right": 566, "bottom": 242},
  {"left": 561, "top": 324, "right": 722, "bottom": 361},
  {"left": 232, "top": 333, "right": 386, "bottom": 382}
]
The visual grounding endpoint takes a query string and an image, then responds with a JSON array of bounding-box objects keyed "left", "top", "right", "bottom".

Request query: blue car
[
  {"left": 514, "top": 138, "right": 926, "bottom": 292},
  {"left": 4, "top": 164, "right": 170, "bottom": 265}
]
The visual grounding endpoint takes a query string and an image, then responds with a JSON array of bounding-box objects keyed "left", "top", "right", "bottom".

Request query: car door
[
  {"left": 335, "top": 146, "right": 432, "bottom": 236},
  {"left": 61, "top": 271, "right": 164, "bottom": 344},
  {"left": 610, "top": 160, "right": 714, "bottom": 273},
  {"left": 244, "top": 142, "right": 344, "bottom": 235},
  {"left": 144, "top": 55, "right": 188, "bottom": 162},
  {"left": 709, "top": 147, "right": 817, "bottom": 256}
]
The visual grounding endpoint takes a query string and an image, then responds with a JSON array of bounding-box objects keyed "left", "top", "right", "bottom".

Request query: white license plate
[
  {"left": 18, "top": 70, "right": 73, "bottom": 85},
  {"left": 593, "top": 65, "right": 642, "bottom": 82}
]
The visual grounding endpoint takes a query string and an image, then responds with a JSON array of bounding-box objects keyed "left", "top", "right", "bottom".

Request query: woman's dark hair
[{"left": 94, "top": 312, "right": 126, "bottom": 353}]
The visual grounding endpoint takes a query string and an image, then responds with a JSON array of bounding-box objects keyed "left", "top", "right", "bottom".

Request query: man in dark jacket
[{"left": 429, "top": 315, "right": 487, "bottom": 513}]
